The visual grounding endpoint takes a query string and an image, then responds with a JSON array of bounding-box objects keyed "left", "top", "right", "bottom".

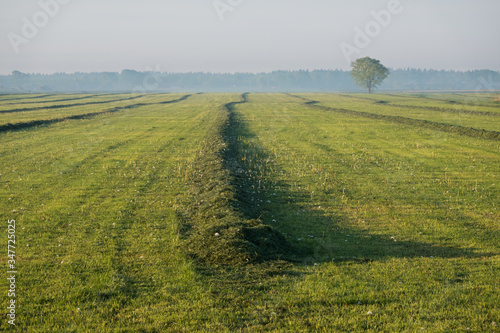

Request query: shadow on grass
[
  {"left": 176, "top": 94, "right": 498, "bottom": 332},
  {"left": 225, "top": 94, "right": 497, "bottom": 266},
  {"left": 271, "top": 195, "right": 496, "bottom": 265}
]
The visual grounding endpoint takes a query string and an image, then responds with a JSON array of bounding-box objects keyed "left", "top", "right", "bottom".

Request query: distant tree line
[{"left": 1, "top": 68, "right": 499, "bottom": 93}]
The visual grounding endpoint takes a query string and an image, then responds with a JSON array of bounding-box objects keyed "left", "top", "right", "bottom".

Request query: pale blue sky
[{"left": 1, "top": 0, "right": 499, "bottom": 74}]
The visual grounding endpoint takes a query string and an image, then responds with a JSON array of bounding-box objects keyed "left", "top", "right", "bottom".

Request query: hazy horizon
[
  {"left": 4, "top": 68, "right": 500, "bottom": 76},
  {"left": 1, "top": 0, "right": 499, "bottom": 75}
]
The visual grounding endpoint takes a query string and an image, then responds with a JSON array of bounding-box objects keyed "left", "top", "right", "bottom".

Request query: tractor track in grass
[
  {"left": 388, "top": 104, "right": 500, "bottom": 116},
  {"left": 0, "top": 94, "right": 193, "bottom": 133},
  {"left": 0, "top": 93, "right": 55, "bottom": 102},
  {"left": 0, "top": 103, "right": 145, "bottom": 132},
  {"left": 0, "top": 93, "right": 107, "bottom": 106},
  {"left": 289, "top": 94, "right": 500, "bottom": 141},
  {"left": 157, "top": 93, "right": 193, "bottom": 104},
  {"left": 177, "top": 93, "right": 294, "bottom": 265},
  {"left": 338, "top": 94, "right": 500, "bottom": 117},
  {"left": 0, "top": 94, "right": 147, "bottom": 114},
  {"left": 389, "top": 92, "right": 500, "bottom": 109}
]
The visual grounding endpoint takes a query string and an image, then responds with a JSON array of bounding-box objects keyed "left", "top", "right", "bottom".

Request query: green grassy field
[
  {"left": 0, "top": 94, "right": 193, "bottom": 128},
  {"left": 0, "top": 93, "right": 498, "bottom": 332},
  {"left": 292, "top": 93, "right": 500, "bottom": 133}
]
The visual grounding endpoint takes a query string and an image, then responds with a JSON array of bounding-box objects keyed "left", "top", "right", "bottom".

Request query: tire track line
[
  {"left": 288, "top": 94, "right": 500, "bottom": 141},
  {"left": 0, "top": 94, "right": 193, "bottom": 133},
  {"left": 0, "top": 95, "right": 146, "bottom": 114}
]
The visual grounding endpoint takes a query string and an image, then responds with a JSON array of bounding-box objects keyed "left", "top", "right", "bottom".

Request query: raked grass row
[
  {"left": 0, "top": 94, "right": 192, "bottom": 128},
  {"left": 0, "top": 92, "right": 498, "bottom": 332}
]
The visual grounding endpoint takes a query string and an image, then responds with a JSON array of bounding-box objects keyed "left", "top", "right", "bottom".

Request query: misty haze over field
[{"left": 1, "top": 0, "right": 499, "bottom": 92}]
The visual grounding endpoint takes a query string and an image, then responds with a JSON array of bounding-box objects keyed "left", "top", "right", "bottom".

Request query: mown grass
[
  {"left": 1, "top": 93, "right": 499, "bottom": 332},
  {"left": 0, "top": 93, "right": 235, "bottom": 331},
  {"left": 0, "top": 94, "right": 191, "bottom": 128},
  {"left": 176, "top": 94, "right": 294, "bottom": 265},
  {"left": 0, "top": 94, "right": 56, "bottom": 102},
  {"left": 298, "top": 93, "right": 500, "bottom": 132},
  {"left": 238, "top": 94, "right": 498, "bottom": 252},
  {"left": 354, "top": 92, "right": 500, "bottom": 113},
  {"left": 0, "top": 94, "right": 132, "bottom": 112}
]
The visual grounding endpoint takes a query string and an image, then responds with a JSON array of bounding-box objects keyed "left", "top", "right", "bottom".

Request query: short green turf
[{"left": 0, "top": 93, "right": 498, "bottom": 332}]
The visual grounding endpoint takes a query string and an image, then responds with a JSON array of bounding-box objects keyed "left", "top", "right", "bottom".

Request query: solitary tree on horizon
[{"left": 350, "top": 57, "right": 389, "bottom": 93}]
